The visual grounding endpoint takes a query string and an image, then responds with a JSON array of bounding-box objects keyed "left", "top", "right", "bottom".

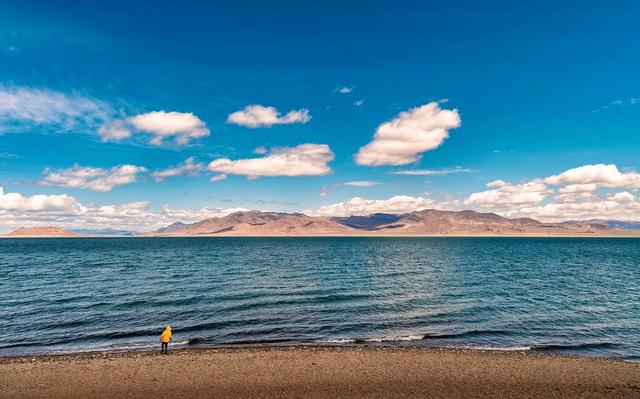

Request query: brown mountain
[
  {"left": 4, "top": 226, "right": 83, "bottom": 237},
  {"left": 370, "top": 209, "right": 615, "bottom": 235},
  {"left": 150, "top": 210, "right": 634, "bottom": 237},
  {"left": 152, "top": 211, "right": 355, "bottom": 236}
]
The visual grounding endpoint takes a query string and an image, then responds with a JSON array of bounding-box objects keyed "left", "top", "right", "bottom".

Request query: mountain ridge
[{"left": 147, "top": 209, "right": 638, "bottom": 237}]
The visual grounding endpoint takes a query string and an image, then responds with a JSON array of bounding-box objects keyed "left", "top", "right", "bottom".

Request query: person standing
[{"left": 160, "top": 325, "right": 172, "bottom": 354}]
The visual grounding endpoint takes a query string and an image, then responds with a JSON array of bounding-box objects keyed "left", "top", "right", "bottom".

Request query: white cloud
[
  {"left": 98, "top": 120, "right": 132, "bottom": 141},
  {"left": 208, "top": 144, "right": 334, "bottom": 178},
  {"left": 464, "top": 180, "right": 551, "bottom": 207},
  {"left": 486, "top": 179, "right": 507, "bottom": 188},
  {"left": 391, "top": 167, "right": 475, "bottom": 176},
  {"left": 0, "top": 86, "right": 111, "bottom": 132},
  {"left": 253, "top": 146, "right": 268, "bottom": 154},
  {"left": 591, "top": 98, "right": 639, "bottom": 113},
  {"left": 0, "top": 186, "right": 247, "bottom": 233},
  {"left": 557, "top": 184, "right": 598, "bottom": 194},
  {"left": 335, "top": 86, "right": 354, "bottom": 94},
  {"left": 501, "top": 194, "right": 640, "bottom": 222},
  {"left": 341, "top": 181, "right": 380, "bottom": 187},
  {"left": 0, "top": 186, "right": 81, "bottom": 212},
  {"left": 152, "top": 157, "right": 205, "bottom": 182},
  {"left": 304, "top": 195, "right": 457, "bottom": 217},
  {"left": 356, "top": 102, "right": 461, "bottom": 166},
  {"left": 227, "top": 105, "right": 311, "bottom": 128},
  {"left": 544, "top": 164, "right": 640, "bottom": 190},
  {"left": 127, "top": 111, "right": 210, "bottom": 145},
  {"left": 210, "top": 174, "right": 227, "bottom": 182},
  {"left": 40, "top": 164, "right": 147, "bottom": 192},
  {"left": 461, "top": 164, "right": 640, "bottom": 222},
  {"left": 353, "top": 99, "right": 365, "bottom": 107}
]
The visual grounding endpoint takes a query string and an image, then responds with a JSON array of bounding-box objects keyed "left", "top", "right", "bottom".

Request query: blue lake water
[{"left": 1, "top": 237, "right": 639, "bottom": 360}]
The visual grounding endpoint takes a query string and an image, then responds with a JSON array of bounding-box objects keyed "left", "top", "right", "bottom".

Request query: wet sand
[{"left": 1, "top": 347, "right": 639, "bottom": 398}]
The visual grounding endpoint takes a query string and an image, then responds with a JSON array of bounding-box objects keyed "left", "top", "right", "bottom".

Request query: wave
[
  {"left": 463, "top": 345, "right": 533, "bottom": 351},
  {"left": 422, "top": 329, "right": 510, "bottom": 340},
  {"left": 318, "top": 334, "right": 425, "bottom": 344},
  {"left": 530, "top": 342, "right": 619, "bottom": 351}
]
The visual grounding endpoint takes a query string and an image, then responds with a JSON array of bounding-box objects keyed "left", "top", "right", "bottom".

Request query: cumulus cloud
[
  {"left": 486, "top": 179, "right": 507, "bottom": 188},
  {"left": 127, "top": 111, "right": 210, "bottom": 145},
  {"left": 208, "top": 144, "right": 334, "bottom": 178},
  {"left": 40, "top": 164, "right": 147, "bottom": 192},
  {"left": 356, "top": 102, "right": 461, "bottom": 166},
  {"left": 0, "top": 186, "right": 81, "bottom": 212},
  {"left": 152, "top": 157, "right": 205, "bottom": 182},
  {"left": 227, "top": 105, "right": 311, "bottom": 128},
  {"left": 544, "top": 164, "right": 640, "bottom": 190},
  {"left": 391, "top": 167, "right": 475, "bottom": 176},
  {"left": 0, "top": 86, "right": 111, "bottom": 132},
  {"left": 464, "top": 180, "right": 551, "bottom": 207},
  {"left": 460, "top": 163, "right": 640, "bottom": 222},
  {"left": 98, "top": 111, "right": 210, "bottom": 145},
  {"left": 500, "top": 193, "right": 640, "bottom": 222},
  {"left": 0, "top": 186, "right": 248, "bottom": 232},
  {"left": 305, "top": 195, "right": 454, "bottom": 217}
]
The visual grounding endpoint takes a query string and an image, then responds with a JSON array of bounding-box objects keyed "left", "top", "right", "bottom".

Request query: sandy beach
[{"left": 1, "top": 347, "right": 639, "bottom": 398}]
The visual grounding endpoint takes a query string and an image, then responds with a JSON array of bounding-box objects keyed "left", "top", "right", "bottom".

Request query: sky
[{"left": 1, "top": 0, "right": 639, "bottom": 232}]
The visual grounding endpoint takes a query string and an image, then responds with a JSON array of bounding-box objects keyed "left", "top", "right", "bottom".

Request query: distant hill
[
  {"left": 154, "top": 222, "right": 189, "bottom": 234},
  {"left": 4, "top": 226, "right": 83, "bottom": 237},
  {"left": 148, "top": 210, "right": 637, "bottom": 237},
  {"left": 70, "top": 228, "right": 139, "bottom": 236},
  {"left": 333, "top": 213, "right": 402, "bottom": 230},
  {"left": 564, "top": 219, "right": 640, "bottom": 230}
]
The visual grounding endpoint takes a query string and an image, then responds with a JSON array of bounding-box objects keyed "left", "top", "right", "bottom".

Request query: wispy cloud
[
  {"left": 0, "top": 86, "right": 111, "bottom": 133},
  {"left": 40, "top": 164, "right": 147, "bottom": 192},
  {"left": 591, "top": 97, "right": 639, "bottom": 113},
  {"left": 152, "top": 157, "right": 205, "bottom": 182},
  {"left": 340, "top": 181, "right": 380, "bottom": 187},
  {"left": 253, "top": 146, "right": 268, "bottom": 154},
  {"left": 390, "top": 167, "right": 476, "bottom": 176},
  {"left": 0, "top": 152, "right": 20, "bottom": 159},
  {"left": 353, "top": 99, "right": 365, "bottom": 107}
]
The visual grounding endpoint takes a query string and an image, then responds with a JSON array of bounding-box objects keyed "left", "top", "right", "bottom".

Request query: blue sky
[{"left": 1, "top": 1, "right": 639, "bottom": 231}]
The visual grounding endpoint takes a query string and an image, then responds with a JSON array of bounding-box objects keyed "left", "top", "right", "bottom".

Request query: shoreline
[
  {"left": 1, "top": 341, "right": 638, "bottom": 362},
  {"left": 3, "top": 233, "right": 640, "bottom": 238},
  {"left": 2, "top": 346, "right": 638, "bottom": 398}
]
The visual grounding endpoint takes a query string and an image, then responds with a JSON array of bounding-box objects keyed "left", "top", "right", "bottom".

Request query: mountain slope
[
  {"left": 371, "top": 209, "right": 613, "bottom": 235},
  {"left": 150, "top": 210, "right": 635, "bottom": 236},
  {"left": 153, "top": 211, "right": 356, "bottom": 236},
  {"left": 5, "top": 226, "right": 84, "bottom": 237}
]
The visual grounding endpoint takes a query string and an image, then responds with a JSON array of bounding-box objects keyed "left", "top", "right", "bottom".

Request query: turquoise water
[{"left": 1, "top": 237, "right": 639, "bottom": 360}]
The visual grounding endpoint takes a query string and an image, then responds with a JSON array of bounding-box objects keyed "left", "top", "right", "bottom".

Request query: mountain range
[
  {"left": 146, "top": 210, "right": 639, "bottom": 237},
  {"left": 4, "top": 210, "right": 640, "bottom": 237}
]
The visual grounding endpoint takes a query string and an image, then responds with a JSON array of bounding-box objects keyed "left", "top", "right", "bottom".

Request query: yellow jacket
[{"left": 160, "top": 326, "right": 172, "bottom": 343}]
